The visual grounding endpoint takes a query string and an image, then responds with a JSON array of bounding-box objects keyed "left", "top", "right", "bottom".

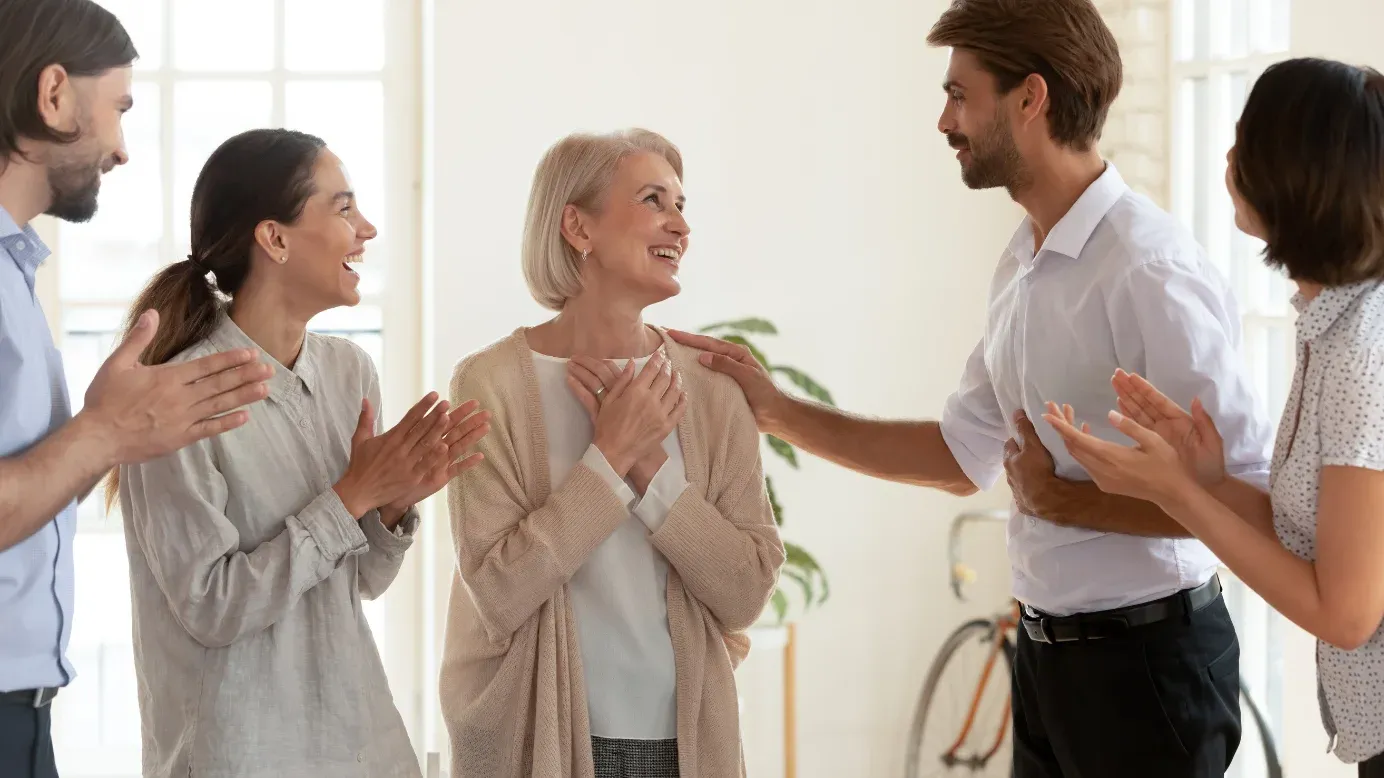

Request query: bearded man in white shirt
[{"left": 671, "top": 1, "right": 1274, "bottom": 776}]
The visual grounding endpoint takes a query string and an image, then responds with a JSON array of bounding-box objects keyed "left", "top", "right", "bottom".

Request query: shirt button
[
  {"left": 14, "top": 241, "right": 25, "bottom": 251},
  {"left": 299, "top": 418, "right": 310, "bottom": 429},
  {"left": 356, "top": 753, "right": 364, "bottom": 763}
]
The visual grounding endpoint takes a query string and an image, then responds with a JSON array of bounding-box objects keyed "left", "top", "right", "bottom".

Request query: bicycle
[{"left": 903, "top": 509, "right": 1283, "bottom": 778}]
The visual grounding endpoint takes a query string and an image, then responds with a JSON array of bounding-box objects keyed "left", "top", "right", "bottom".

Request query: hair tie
[{"left": 187, "top": 254, "right": 207, "bottom": 272}]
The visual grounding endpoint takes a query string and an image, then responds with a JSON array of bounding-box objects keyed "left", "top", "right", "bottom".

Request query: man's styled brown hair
[
  {"left": 926, "top": 0, "right": 1122, "bottom": 151},
  {"left": 0, "top": 0, "right": 137, "bottom": 164},
  {"left": 1232, "top": 58, "right": 1384, "bottom": 286}
]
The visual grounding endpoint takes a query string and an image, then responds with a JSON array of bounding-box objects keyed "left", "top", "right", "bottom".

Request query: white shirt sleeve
[
  {"left": 939, "top": 337, "right": 1009, "bottom": 491},
  {"left": 580, "top": 444, "right": 639, "bottom": 510},
  {"left": 1109, "top": 257, "right": 1274, "bottom": 487},
  {"left": 631, "top": 457, "right": 690, "bottom": 533}
]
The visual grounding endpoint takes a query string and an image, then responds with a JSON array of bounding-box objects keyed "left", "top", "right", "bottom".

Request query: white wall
[{"left": 420, "top": 0, "right": 1020, "bottom": 773}]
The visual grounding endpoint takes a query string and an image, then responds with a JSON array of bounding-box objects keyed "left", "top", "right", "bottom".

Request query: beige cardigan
[{"left": 439, "top": 326, "right": 785, "bottom": 778}]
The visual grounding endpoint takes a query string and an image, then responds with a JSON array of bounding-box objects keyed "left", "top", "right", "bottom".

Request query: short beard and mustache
[
  {"left": 42, "top": 106, "right": 110, "bottom": 223},
  {"left": 45, "top": 153, "right": 105, "bottom": 223},
  {"left": 947, "top": 109, "right": 1030, "bottom": 194}
]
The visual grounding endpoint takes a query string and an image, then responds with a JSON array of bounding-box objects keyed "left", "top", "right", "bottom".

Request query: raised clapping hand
[
  {"left": 334, "top": 393, "right": 491, "bottom": 526},
  {"left": 1040, "top": 370, "right": 1229, "bottom": 507},
  {"left": 1109, "top": 369, "right": 1227, "bottom": 489}
]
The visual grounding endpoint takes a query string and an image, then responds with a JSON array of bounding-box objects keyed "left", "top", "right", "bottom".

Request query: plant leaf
[
  {"left": 765, "top": 475, "right": 784, "bottom": 526},
  {"left": 784, "top": 541, "right": 830, "bottom": 605},
  {"left": 769, "top": 588, "right": 789, "bottom": 624},
  {"left": 771, "top": 365, "right": 836, "bottom": 406},
  {"left": 699, "top": 318, "right": 778, "bottom": 335},
  {"left": 766, "top": 435, "right": 799, "bottom": 469},
  {"left": 719, "top": 334, "right": 770, "bottom": 369},
  {"left": 781, "top": 567, "right": 816, "bottom": 610}
]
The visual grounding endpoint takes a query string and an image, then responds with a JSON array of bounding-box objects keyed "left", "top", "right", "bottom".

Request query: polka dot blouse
[{"left": 1271, "top": 279, "right": 1384, "bottom": 763}]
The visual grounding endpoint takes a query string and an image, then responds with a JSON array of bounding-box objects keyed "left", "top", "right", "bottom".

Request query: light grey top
[
  {"left": 1272, "top": 280, "right": 1384, "bottom": 763},
  {"left": 118, "top": 313, "right": 420, "bottom": 778}
]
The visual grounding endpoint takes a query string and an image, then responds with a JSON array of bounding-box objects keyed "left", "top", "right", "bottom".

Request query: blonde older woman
[{"left": 439, "top": 129, "right": 784, "bottom": 778}]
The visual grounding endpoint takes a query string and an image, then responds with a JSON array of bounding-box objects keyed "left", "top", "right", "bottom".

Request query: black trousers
[
  {"left": 1012, "top": 594, "right": 1241, "bottom": 778},
  {"left": 0, "top": 698, "right": 58, "bottom": 778},
  {"left": 1360, "top": 752, "right": 1384, "bottom": 778}
]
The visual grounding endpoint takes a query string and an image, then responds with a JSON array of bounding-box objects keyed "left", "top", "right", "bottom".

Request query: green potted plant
[{"left": 697, "top": 318, "right": 832, "bottom": 625}]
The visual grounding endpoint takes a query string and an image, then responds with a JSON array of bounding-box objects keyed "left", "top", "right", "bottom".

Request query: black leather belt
[
  {"left": 1021, "top": 575, "right": 1222, "bottom": 644},
  {"left": 0, "top": 687, "right": 59, "bottom": 707}
]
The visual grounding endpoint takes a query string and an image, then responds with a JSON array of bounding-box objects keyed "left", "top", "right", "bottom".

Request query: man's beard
[
  {"left": 45, "top": 154, "right": 104, "bottom": 223},
  {"left": 949, "top": 112, "right": 1027, "bottom": 192}
]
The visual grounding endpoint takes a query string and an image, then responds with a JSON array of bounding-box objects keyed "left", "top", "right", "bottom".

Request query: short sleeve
[
  {"left": 1319, "top": 346, "right": 1384, "bottom": 471},
  {"left": 939, "top": 337, "right": 1008, "bottom": 490}
]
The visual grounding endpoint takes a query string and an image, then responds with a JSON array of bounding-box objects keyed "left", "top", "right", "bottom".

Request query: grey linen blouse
[{"left": 117, "top": 313, "right": 420, "bottom": 778}]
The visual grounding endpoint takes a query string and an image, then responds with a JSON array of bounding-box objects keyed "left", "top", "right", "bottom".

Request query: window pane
[
  {"left": 285, "top": 0, "right": 386, "bottom": 72},
  {"left": 1225, "top": 0, "right": 1251, "bottom": 58},
  {"left": 173, "top": 0, "right": 274, "bottom": 72},
  {"left": 1187, "top": 0, "right": 1212, "bottom": 60},
  {"left": 172, "top": 81, "right": 273, "bottom": 256},
  {"left": 287, "top": 81, "right": 386, "bottom": 295},
  {"left": 96, "top": 0, "right": 163, "bottom": 70},
  {"left": 59, "top": 83, "right": 163, "bottom": 303},
  {"left": 310, "top": 305, "right": 383, "bottom": 373},
  {"left": 51, "top": 533, "right": 141, "bottom": 777},
  {"left": 61, "top": 308, "right": 126, "bottom": 527}
]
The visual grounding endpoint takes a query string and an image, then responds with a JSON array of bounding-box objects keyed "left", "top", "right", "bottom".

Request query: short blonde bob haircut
[{"left": 522, "top": 128, "right": 684, "bottom": 310}]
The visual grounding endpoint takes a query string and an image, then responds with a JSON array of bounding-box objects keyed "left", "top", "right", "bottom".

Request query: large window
[
  {"left": 40, "top": 2, "right": 421, "bottom": 775},
  {"left": 1171, "top": 0, "right": 1292, "bottom": 774}
]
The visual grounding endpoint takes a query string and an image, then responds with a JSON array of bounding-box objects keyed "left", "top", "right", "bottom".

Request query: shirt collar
[
  {"left": 207, "top": 311, "right": 320, "bottom": 400},
  {"left": 1005, "top": 162, "right": 1129, "bottom": 268},
  {"left": 0, "top": 206, "right": 52, "bottom": 280},
  {"left": 1290, "top": 279, "right": 1380, "bottom": 343}
]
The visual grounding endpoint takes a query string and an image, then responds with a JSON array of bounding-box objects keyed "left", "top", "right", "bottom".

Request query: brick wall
[{"left": 1096, "top": 0, "right": 1172, "bottom": 207}]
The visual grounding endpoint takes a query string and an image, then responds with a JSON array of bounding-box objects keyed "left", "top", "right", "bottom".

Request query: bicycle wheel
[{"left": 905, "top": 619, "right": 1015, "bottom": 778}]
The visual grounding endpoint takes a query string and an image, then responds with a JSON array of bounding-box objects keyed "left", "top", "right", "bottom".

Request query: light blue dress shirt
[{"left": 0, "top": 205, "right": 76, "bottom": 691}]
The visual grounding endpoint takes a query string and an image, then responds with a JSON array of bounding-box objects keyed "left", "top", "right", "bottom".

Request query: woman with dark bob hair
[{"left": 1043, "top": 57, "right": 1384, "bottom": 774}]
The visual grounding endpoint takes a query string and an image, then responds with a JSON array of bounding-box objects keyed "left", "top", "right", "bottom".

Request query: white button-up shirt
[{"left": 941, "top": 164, "right": 1274, "bottom": 615}]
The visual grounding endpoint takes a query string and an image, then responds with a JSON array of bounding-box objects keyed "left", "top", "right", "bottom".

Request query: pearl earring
[{"left": 278, "top": 253, "right": 289, "bottom": 264}]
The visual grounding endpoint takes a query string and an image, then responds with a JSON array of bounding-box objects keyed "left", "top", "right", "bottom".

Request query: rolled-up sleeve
[
  {"left": 1109, "top": 256, "right": 1274, "bottom": 487},
  {"left": 940, "top": 337, "right": 1009, "bottom": 491}
]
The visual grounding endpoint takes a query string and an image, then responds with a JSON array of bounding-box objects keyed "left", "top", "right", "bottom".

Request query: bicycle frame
[{"left": 941, "top": 602, "right": 1019, "bottom": 769}]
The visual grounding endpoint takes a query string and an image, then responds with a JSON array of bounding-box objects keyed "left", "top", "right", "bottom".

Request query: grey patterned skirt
[{"left": 591, "top": 736, "right": 680, "bottom": 778}]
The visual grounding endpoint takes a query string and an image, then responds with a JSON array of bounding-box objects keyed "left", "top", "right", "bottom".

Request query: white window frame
[
  {"left": 32, "top": 0, "right": 429, "bottom": 770},
  {"left": 1169, "top": 0, "right": 1294, "bottom": 771}
]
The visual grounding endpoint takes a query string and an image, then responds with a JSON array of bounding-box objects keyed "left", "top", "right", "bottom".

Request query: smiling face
[
  {"left": 937, "top": 48, "right": 1028, "bottom": 192},
  {"left": 40, "top": 65, "right": 133, "bottom": 222},
  {"left": 264, "top": 148, "right": 377, "bottom": 313},
  {"left": 572, "top": 151, "right": 691, "bottom": 304}
]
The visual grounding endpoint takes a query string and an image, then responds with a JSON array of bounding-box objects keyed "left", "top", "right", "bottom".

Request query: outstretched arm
[{"left": 667, "top": 330, "right": 977, "bottom": 494}]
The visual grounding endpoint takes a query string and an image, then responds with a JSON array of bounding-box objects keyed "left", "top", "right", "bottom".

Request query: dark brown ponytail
[{"left": 104, "top": 128, "right": 327, "bottom": 509}]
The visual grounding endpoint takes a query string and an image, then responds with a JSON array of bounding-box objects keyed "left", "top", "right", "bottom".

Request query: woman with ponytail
[{"left": 113, "top": 128, "right": 491, "bottom": 778}]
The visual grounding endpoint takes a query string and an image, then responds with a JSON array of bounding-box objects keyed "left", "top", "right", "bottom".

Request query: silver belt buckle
[{"left": 32, "top": 687, "right": 55, "bottom": 708}]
